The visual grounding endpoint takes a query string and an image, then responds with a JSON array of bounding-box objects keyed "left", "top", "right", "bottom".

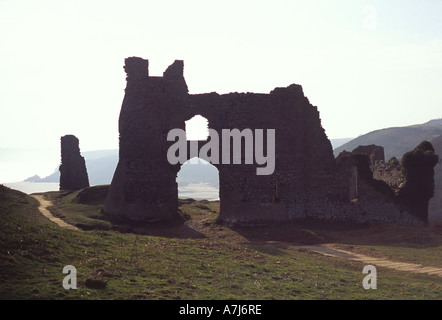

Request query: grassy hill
[
  {"left": 333, "top": 119, "right": 442, "bottom": 160},
  {"left": 1, "top": 184, "right": 442, "bottom": 300}
]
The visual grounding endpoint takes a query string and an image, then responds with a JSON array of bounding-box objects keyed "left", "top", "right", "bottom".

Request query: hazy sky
[{"left": 1, "top": 0, "right": 442, "bottom": 180}]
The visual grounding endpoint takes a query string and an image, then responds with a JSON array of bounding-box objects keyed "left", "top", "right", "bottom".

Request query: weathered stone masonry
[
  {"left": 59, "top": 135, "right": 89, "bottom": 191},
  {"left": 104, "top": 57, "right": 422, "bottom": 225}
]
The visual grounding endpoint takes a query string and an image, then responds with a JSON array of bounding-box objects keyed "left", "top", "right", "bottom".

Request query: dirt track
[
  {"left": 32, "top": 195, "right": 80, "bottom": 231},
  {"left": 300, "top": 244, "right": 442, "bottom": 277}
]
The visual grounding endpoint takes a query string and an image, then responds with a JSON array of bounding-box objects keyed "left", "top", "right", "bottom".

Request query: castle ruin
[{"left": 103, "top": 57, "right": 430, "bottom": 225}]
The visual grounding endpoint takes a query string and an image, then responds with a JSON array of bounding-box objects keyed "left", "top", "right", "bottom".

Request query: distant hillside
[
  {"left": 39, "top": 150, "right": 119, "bottom": 185},
  {"left": 333, "top": 118, "right": 442, "bottom": 160},
  {"left": 330, "top": 138, "right": 353, "bottom": 150}
]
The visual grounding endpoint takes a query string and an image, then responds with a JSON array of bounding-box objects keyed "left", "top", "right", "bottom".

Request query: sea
[
  {"left": 3, "top": 181, "right": 219, "bottom": 201},
  {"left": 3, "top": 181, "right": 60, "bottom": 194},
  {"left": 177, "top": 182, "right": 219, "bottom": 201}
]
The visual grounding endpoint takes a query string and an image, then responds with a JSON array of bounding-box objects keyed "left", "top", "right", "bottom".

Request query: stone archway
[
  {"left": 103, "top": 57, "right": 336, "bottom": 224},
  {"left": 179, "top": 113, "right": 218, "bottom": 201},
  {"left": 177, "top": 157, "right": 219, "bottom": 201}
]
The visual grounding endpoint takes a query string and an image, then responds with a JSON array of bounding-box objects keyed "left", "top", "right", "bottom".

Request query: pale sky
[{"left": 1, "top": 0, "right": 442, "bottom": 180}]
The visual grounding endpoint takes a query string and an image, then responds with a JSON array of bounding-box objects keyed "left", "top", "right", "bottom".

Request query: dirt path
[
  {"left": 300, "top": 244, "right": 442, "bottom": 277},
  {"left": 32, "top": 195, "right": 80, "bottom": 231}
]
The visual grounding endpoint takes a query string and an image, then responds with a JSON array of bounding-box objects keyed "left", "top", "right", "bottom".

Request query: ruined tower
[
  {"left": 59, "top": 135, "right": 90, "bottom": 191},
  {"left": 103, "top": 57, "right": 336, "bottom": 224}
]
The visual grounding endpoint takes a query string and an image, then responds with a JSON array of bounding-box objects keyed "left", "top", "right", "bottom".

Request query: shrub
[{"left": 399, "top": 141, "right": 439, "bottom": 222}]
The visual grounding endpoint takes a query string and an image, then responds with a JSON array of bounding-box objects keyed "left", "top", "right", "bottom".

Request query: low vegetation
[
  {"left": 1, "top": 184, "right": 441, "bottom": 300},
  {"left": 399, "top": 141, "right": 439, "bottom": 222}
]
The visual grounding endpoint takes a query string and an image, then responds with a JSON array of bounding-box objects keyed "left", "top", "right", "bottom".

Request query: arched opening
[
  {"left": 178, "top": 115, "right": 219, "bottom": 202},
  {"left": 177, "top": 157, "right": 219, "bottom": 201}
]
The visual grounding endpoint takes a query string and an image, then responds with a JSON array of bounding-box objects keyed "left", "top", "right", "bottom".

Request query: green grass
[
  {"left": 1, "top": 184, "right": 441, "bottom": 300},
  {"left": 43, "top": 186, "right": 112, "bottom": 230}
]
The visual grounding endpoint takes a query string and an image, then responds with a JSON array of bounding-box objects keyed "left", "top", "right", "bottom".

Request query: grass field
[{"left": 1, "top": 184, "right": 441, "bottom": 300}]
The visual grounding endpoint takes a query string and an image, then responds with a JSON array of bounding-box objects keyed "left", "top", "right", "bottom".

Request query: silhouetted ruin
[
  {"left": 59, "top": 135, "right": 89, "bottom": 191},
  {"left": 104, "top": 57, "right": 435, "bottom": 225},
  {"left": 337, "top": 142, "right": 438, "bottom": 223}
]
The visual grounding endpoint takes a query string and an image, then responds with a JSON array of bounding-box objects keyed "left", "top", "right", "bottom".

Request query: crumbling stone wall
[
  {"left": 334, "top": 143, "right": 437, "bottom": 224},
  {"left": 59, "top": 135, "right": 89, "bottom": 191},
  {"left": 104, "top": 57, "right": 335, "bottom": 224},
  {"left": 332, "top": 148, "right": 410, "bottom": 223},
  {"left": 103, "top": 57, "right": 425, "bottom": 225},
  {"left": 373, "top": 157, "right": 405, "bottom": 194},
  {"left": 339, "top": 145, "right": 405, "bottom": 195},
  {"left": 352, "top": 145, "right": 385, "bottom": 168}
]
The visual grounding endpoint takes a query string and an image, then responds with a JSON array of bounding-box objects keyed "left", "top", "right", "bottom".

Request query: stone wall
[
  {"left": 332, "top": 149, "right": 420, "bottom": 224},
  {"left": 373, "top": 157, "right": 405, "bottom": 194},
  {"left": 59, "top": 135, "right": 89, "bottom": 191},
  {"left": 103, "top": 57, "right": 426, "bottom": 225},
  {"left": 104, "top": 57, "right": 335, "bottom": 224}
]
